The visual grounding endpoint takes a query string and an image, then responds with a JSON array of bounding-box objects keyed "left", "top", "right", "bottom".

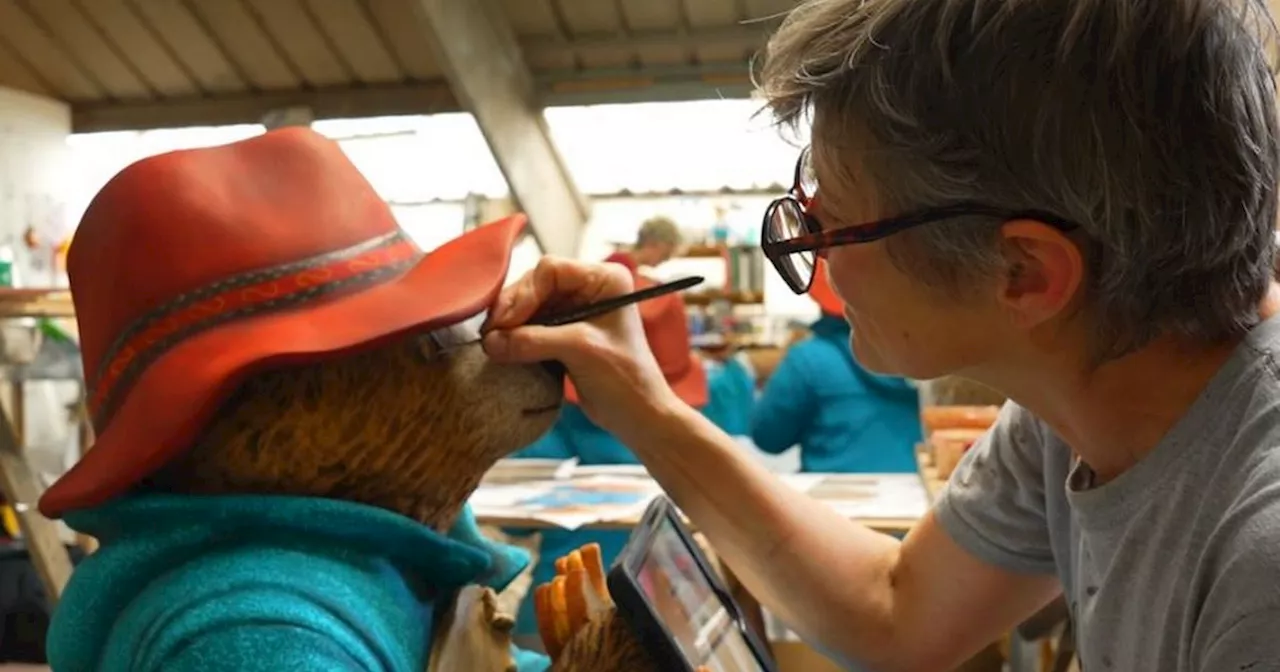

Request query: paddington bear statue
[{"left": 35, "top": 128, "right": 668, "bottom": 672}]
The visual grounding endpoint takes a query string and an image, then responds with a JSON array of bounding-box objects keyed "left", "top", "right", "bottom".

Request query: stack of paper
[
  {"left": 475, "top": 460, "right": 930, "bottom": 529},
  {"left": 480, "top": 458, "right": 578, "bottom": 484},
  {"left": 470, "top": 474, "right": 662, "bottom": 530},
  {"left": 799, "top": 473, "right": 930, "bottom": 521}
]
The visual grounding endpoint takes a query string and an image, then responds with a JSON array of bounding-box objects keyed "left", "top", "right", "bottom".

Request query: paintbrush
[{"left": 431, "top": 275, "right": 705, "bottom": 355}]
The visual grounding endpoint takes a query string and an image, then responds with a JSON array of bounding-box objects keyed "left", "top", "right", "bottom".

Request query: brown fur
[
  {"left": 147, "top": 324, "right": 563, "bottom": 531},
  {"left": 551, "top": 611, "right": 660, "bottom": 672}
]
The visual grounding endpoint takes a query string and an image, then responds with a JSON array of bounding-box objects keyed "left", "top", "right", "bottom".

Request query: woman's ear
[{"left": 996, "top": 220, "right": 1084, "bottom": 330}]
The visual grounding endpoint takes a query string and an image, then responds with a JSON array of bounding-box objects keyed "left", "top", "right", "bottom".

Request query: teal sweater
[
  {"left": 752, "top": 315, "right": 922, "bottom": 473},
  {"left": 49, "top": 494, "right": 550, "bottom": 672}
]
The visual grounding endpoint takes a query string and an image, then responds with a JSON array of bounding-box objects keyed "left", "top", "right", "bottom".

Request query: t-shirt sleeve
[
  {"left": 1198, "top": 608, "right": 1280, "bottom": 671},
  {"left": 933, "top": 402, "right": 1058, "bottom": 575}
]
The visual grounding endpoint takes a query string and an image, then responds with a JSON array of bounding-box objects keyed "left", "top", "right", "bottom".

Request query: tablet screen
[{"left": 634, "top": 516, "right": 766, "bottom": 671}]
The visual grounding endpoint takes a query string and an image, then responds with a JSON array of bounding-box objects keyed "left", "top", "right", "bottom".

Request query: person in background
[
  {"left": 751, "top": 260, "right": 922, "bottom": 473},
  {"left": 508, "top": 274, "right": 708, "bottom": 641},
  {"left": 698, "top": 348, "right": 757, "bottom": 437},
  {"left": 604, "top": 216, "right": 682, "bottom": 273}
]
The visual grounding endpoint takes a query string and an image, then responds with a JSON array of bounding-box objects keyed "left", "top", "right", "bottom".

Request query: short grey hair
[
  {"left": 637, "top": 216, "right": 682, "bottom": 247},
  {"left": 759, "top": 0, "right": 1280, "bottom": 359}
]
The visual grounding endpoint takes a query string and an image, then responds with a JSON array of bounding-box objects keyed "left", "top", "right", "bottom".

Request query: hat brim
[
  {"left": 39, "top": 215, "right": 527, "bottom": 519},
  {"left": 564, "top": 354, "right": 708, "bottom": 409}
]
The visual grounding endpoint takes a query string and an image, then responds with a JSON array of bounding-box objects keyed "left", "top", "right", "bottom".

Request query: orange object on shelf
[
  {"left": 931, "top": 428, "right": 988, "bottom": 478},
  {"left": 920, "top": 405, "right": 1000, "bottom": 435}
]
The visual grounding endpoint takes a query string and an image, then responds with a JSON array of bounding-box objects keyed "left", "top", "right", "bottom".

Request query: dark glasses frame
[{"left": 760, "top": 147, "right": 1079, "bottom": 293}]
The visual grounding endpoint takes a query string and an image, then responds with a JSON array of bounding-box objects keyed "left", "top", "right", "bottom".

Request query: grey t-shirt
[{"left": 936, "top": 317, "right": 1280, "bottom": 672}]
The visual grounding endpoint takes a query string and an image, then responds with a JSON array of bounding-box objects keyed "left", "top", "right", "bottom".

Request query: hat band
[{"left": 88, "top": 231, "right": 419, "bottom": 430}]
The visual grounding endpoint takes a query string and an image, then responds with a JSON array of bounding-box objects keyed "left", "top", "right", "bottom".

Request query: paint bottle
[{"left": 0, "top": 245, "right": 14, "bottom": 288}]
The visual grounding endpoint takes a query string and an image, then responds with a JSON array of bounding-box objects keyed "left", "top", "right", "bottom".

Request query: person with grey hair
[
  {"left": 483, "top": 1, "right": 1280, "bottom": 670},
  {"left": 604, "top": 216, "right": 682, "bottom": 273}
]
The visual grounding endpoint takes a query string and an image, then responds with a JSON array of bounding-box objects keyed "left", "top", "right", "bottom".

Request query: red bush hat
[
  {"left": 809, "top": 259, "right": 844, "bottom": 317},
  {"left": 39, "top": 127, "right": 527, "bottom": 519},
  {"left": 564, "top": 274, "right": 708, "bottom": 409}
]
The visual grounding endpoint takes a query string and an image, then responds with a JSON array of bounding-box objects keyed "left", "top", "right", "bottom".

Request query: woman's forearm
[{"left": 618, "top": 399, "right": 904, "bottom": 664}]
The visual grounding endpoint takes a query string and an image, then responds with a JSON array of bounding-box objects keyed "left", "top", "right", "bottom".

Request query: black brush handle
[{"left": 529, "top": 275, "right": 705, "bottom": 327}]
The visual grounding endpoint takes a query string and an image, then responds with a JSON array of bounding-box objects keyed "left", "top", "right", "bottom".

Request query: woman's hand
[{"left": 482, "top": 257, "right": 682, "bottom": 439}]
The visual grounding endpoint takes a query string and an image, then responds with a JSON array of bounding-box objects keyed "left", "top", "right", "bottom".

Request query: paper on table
[
  {"left": 571, "top": 464, "right": 649, "bottom": 478},
  {"left": 469, "top": 475, "right": 662, "bottom": 530},
  {"left": 777, "top": 473, "right": 825, "bottom": 493},
  {"left": 481, "top": 458, "right": 579, "bottom": 484},
  {"left": 803, "top": 473, "right": 930, "bottom": 521}
]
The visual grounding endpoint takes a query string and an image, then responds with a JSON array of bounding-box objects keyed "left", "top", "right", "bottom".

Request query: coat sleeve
[
  {"left": 153, "top": 621, "right": 554, "bottom": 672},
  {"left": 125, "top": 580, "right": 404, "bottom": 672},
  {"left": 750, "top": 346, "right": 815, "bottom": 454},
  {"left": 151, "top": 622, "right": 374, "bottom": 671}
]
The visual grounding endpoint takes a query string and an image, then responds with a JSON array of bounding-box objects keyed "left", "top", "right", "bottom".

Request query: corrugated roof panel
[
  {"left": 620, "top": 0, "right": 683, "bottom": 31},
  {"left": 0, "top": 0, "right": 102, "bottom": 101},
  {"left": 184, "top": 0, "right": 298, "bottom": 91},
  {"left": 683, "top": 0, "right": 741, "bottom": 25},
  {"left": 303, "top": 0, "right": 403, "bottom": 85},
  {"left": 129, "top": 0, "right": 248, "bottom": 95},
  {"left": 247, "top": 0, "right": 352, "bottom": 88},
  {"left": 363, "top": 0, "right": 443, "bottom": 80},
  {"left": 502, "top": 0, "right": 561, "bottom": 37},
  {"left": 23, "top": 0, "right": 153, "bottom": 100},
  {"left": 78, "top": 0, "right": 199, "bottom": 98}
]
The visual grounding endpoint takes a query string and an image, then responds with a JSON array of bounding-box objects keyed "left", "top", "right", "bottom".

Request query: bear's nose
[{"left": 540, "top": 360, "right": 567, "bottom": 381}]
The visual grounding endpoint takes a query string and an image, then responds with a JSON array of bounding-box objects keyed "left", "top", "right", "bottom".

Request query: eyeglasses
[{"left": 760, "top": 146, "right": 1079, "bottom": 294}]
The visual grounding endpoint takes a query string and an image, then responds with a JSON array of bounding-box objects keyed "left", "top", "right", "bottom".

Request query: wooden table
[{"left": 474, "top": 469, "right": 928, "bottom": 666}]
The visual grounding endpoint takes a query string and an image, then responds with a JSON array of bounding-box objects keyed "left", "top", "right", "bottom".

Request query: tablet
[{"left": 607, "top": 496, "right": 778, "bottom": 672}]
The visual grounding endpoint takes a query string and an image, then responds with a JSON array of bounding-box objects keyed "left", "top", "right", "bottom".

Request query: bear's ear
[{"left": 427, "top": 584, "right": 518, "bottom": 672}]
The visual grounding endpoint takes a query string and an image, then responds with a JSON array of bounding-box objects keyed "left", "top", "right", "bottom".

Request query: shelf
[
  {"left": 0, "top": 289, "right": 74, "bottom": 318},
  {"left": 678, "top": 243, "right": 758, "bottom": 259},
  {"left": 693, "top": 337, "right": 781, "bottom": 351},
  {"left": 680, "top": 244, "right": 728, "bottom": 259},
  {"left": 683, "top": 289, "right": 764, "bottom": 306}
]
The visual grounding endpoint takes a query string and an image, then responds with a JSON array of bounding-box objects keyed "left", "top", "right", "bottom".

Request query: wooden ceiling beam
[
  {"left": 71, "top": 81, "right": 457, "bottom": 132},
  {"left": 411, "top": 0, "right": 588, "bottom": 258},
  {"left": 521, "top": 24, "right": 776, "bottom": 56},
  {"left": 68, "top": 64, "right": 755, "bottom": 133}
]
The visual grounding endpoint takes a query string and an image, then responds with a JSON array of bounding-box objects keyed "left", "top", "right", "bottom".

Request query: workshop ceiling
[{"left": 0, "top": 0, "right": 793, "bottom": 132}]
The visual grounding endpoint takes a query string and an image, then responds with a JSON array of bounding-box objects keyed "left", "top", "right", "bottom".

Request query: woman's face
[{"left": 809, "top": 145, "right": 1010, "bottom": 380}]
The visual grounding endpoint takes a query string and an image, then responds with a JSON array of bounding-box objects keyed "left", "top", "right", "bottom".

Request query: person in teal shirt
[{"left": 751, "top": 262, "right": 922, "bottom": 473}]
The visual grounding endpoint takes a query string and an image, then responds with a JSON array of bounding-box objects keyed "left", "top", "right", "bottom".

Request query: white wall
[{"left": 0, "top": 87, "right": 73, "bottom": 289}]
